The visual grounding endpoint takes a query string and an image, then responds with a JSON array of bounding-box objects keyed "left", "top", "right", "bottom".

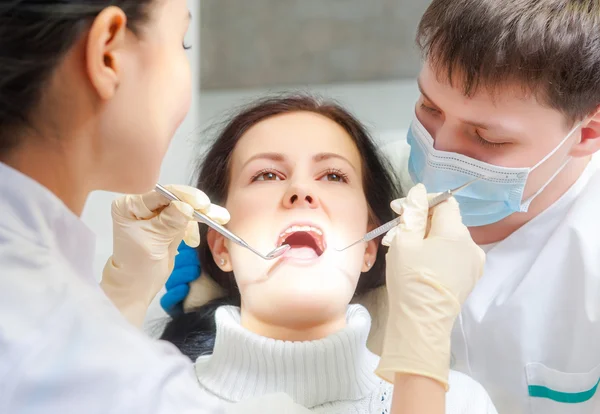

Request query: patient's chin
[
  {"left": 247, "top": 301, "right": 349, "bottom": 341},
  {"left": 242, "top": 278, "right": 354, "bottom": 337}
]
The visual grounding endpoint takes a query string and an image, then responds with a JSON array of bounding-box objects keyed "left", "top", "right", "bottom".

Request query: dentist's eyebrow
[
  {"left": 242, "top": 152, "right": 286, "bottom": 168},
  {"left": 417, "top": 78, "right": 441, "bottom": 110},
  {"left": 313, "top": 152, "right": 357, "bottom": 173},
  {"left": 418, "top": 77, "right": 516, "bottom": 135}
]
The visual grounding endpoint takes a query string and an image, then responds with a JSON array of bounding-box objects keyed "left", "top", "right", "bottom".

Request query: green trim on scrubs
[{"left": 528, "top": 378, "right": 600, "bottom": 403}]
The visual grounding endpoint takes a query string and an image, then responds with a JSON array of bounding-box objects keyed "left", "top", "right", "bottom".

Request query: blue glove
[{"left": 160, "top": 241, "right": 202, "bottom": 315}]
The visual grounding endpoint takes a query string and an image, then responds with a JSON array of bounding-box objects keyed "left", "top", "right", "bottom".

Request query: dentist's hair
[
  {"left": 0, "top": 0, "right": 155, "bottom": 156},
  {"left": 418, "top": 0, "right": 600, "bottom": 124},
  {"left": 161, "top": 94, "right": 402, "bottom": 360}
]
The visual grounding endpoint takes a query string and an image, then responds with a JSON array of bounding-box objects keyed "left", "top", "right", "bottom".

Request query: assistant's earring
[
  {"left": 220, "top": 258, "right": 226, "bottom": 266},
  {"left": 366, "top": 261, "right": 372, "bottom": 269}
]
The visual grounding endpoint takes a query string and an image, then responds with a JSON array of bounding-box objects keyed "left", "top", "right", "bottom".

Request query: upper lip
[{"left": 276, "top": 222, "right": 327, "bottom": 253}]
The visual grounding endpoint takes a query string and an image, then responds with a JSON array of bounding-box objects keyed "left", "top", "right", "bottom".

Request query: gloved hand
[
  {"left": 100, "top": 185, "right": 230, "bottom": 327},
  {"left": 376, "top": 184, "right": 485, "bottom": 389},
  {"left": 160, "top": 241, "right": 202, "bottom": 315}
]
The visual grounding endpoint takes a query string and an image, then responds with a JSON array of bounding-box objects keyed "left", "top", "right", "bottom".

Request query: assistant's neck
[
  {"left": 1, "top": 139, "right": 94, "bottom": 216},
  {"left": 469, "top": 156, "right": 591, "bottom": 245},
  {"left": 240, "top": 307, "right": 347, "bottom": 341}
]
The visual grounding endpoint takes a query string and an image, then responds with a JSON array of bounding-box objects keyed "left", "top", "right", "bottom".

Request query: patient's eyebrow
[
  {"left": 313, "top": 152, "right": 357, "bottom": 172},
  {"left": 241, "top": 152, "right": 286, "bottom": 168}
]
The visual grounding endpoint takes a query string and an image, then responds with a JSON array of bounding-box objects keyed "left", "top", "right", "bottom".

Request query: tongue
[
  {"left": 286, "top": 246, "right": 319, "bottom": 259},
  {"left": 283, "top": 232, "right": 321, "bottom": 259}
]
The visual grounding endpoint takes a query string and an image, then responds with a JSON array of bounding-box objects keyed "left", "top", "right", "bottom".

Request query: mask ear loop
[
  {"left": 531, "top": 121, "right": 583, "bottom": 170},
  {"left": 521, "top": 121, "right": 584, "bottom": 208}
]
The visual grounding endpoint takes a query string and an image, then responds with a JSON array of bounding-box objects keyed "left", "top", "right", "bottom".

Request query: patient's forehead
[{"left": 230, "top": 111, "right": 363, "bottom": 172}]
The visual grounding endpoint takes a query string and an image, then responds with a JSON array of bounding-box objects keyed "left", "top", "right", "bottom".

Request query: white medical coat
[
  {"left": 451, "top": 155, "right": 600, "bottom": 413},
  {"left": 0, "top": 163, "right": 228, "bottom": 413}
]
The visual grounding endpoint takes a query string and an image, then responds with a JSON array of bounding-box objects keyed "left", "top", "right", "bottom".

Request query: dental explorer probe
[
  {"left": 335, "top": 178, "right": 480, "bottom": 252},
  {"left": 155, "top": 184, "right": 290, "bottom": 260}
]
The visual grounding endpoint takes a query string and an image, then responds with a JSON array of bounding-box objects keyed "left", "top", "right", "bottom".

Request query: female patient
[{"left": 158, "top": 95, "right": 496, "bottom": 413}]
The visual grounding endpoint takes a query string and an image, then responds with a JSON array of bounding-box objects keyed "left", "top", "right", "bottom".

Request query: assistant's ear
[
  {"left": 86, "top": 6, "right": 128, "bottom": 100},
  {"left": 572, "top": 107, "right": 600, "bottom": 157},
  {"left": 361, "top": 238, "right": 379, "bottom": 273},
  {"left": 207, "top": 229, "right": 233, "bottom": 272}
]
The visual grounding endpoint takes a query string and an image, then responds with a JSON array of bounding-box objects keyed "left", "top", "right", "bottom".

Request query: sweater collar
[{"left": 195, "top": 304, "right": 381, "bottom": 408}]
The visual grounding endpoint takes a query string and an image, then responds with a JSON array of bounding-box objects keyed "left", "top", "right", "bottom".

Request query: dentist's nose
[
  {"left": 431, "top": 123, "right": 457, "bottom": 152},
  {"left": 432, "top": 123, "right": 479, "bottom": 158}
]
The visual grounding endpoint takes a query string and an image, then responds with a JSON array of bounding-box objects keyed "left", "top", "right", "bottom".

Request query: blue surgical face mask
[{"left": 407, "top": 114, "right": 581, "bottom": 227}]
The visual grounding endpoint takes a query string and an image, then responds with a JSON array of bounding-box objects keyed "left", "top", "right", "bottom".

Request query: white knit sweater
[{"left": 194, "top": 305, "right": 497, "bottom": 413}]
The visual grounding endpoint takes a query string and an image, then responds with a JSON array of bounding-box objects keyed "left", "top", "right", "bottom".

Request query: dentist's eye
[
  {"left": 474, "top": 132, "right": 506, "bottom": 149},
  {"left": 420, "top": 103, "right": 441, "bottom": 116},
  {"left": 252, "top": 169, "right": 284, "bottom": 182},
  {"left": 319, "top": 168, "right": 349, "bottom": 183},
  {"left": 183, "top": 42, "right": 192, "bottom": 50}
]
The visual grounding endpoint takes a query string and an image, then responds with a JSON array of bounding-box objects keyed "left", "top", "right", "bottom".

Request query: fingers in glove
[
  {"left": 428, "top": 197, "right": 470, "bottom": 240},
  {"left": 390, "top": 192, "right": 440, "bottom": 216},
  {"left": 166, "top": 185, "right": 230, "bottom": 225},
  {"left": 390, "top": 198, "right": 406, "bottom": 216},
  {"left": 167, "top": 185, "right": 211, "bottom": 212},
  {"left": 183, "top": 220, "right": 201, "bottom": 248},
  {"left": 152, "top": 201, "right": 196, "bottom": 239},
  {"left": 397, "top": 184, "right": 429, "bottom": 243},
  {"left": 112, "top": 194, "right": 155, "bottom": 221},
  {"left": 381, "top": 226, "right": 398, "bottom": 247},
  {"left": 387, "top": 188, "right": 440, "bottom": 246},
  {"left": 203, "top": 203, "right": 231, "bottom": 225},
  {"left": 383, "top": 184, "right": 429, "bottom": 247},
  {"left": 162, "top": 205, "right": 202, "bottom": 262},
  {"left": 141, "top": 184, "right": 211, "bottom": 215}
]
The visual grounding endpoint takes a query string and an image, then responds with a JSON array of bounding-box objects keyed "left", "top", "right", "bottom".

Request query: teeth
[{"left": 280, "top": 225, "right": 324, "bottom": 239}]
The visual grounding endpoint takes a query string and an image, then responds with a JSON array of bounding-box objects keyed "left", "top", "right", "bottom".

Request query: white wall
[{"left": 199, "top": 79, "right": 419, "bottom": 145}]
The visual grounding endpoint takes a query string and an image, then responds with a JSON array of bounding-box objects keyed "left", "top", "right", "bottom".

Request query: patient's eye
[
  {"left": 319, "top": 168, "right": 349, "bottom": 183},
  {"left": 252, "top": 169, "right": 283, "bottom": 182}
]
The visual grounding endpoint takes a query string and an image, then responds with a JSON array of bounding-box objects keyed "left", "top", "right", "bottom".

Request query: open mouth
[{"left": 277, "top": 224, "right": 326, "bottom": 258}]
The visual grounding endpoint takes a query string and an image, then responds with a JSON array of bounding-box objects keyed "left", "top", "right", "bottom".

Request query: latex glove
[
  {"left": 376, "top": 184, "right": 485, "bottom": 389},
  {"left": 101, "top": 185, "right": 230, "bottom": 327}
]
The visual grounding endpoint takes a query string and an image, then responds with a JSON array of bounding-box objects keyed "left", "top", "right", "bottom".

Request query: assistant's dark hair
[
  {"left": 0, "top": 0, "right": 156, "bottom": 155},
  {"left": 417, "top": 0, "right": 600, "bottom": 124},
  {"left": 161, "top": 95, "right": 402, "bottom": 360}
]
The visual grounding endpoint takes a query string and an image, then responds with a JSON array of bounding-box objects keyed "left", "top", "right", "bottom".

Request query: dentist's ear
[
  {"left": 571, "top": 107, "right": 600, "bottom": 157},
  {"left": 207, "top": 229, "right": 233, "bottom": 272},
  {"left": 86, "top": 6, "right": 127, "bottom": 100}
]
